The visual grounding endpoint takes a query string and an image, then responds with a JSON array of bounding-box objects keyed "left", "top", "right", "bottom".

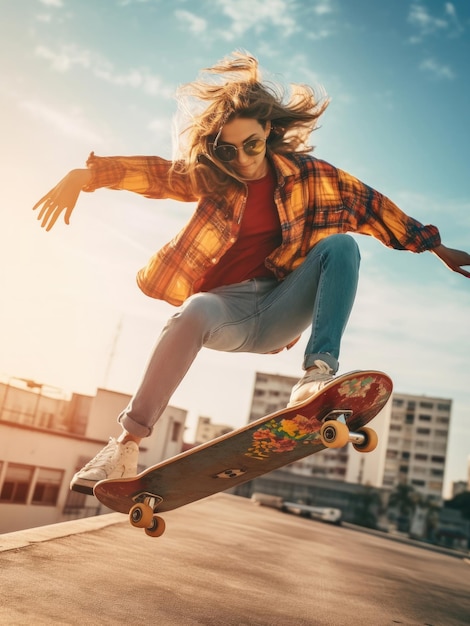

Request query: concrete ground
[{"left": 0, "top": 493, "right": 469, "bottom": 626}]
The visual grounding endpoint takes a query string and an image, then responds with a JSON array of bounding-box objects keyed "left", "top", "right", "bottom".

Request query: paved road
[{"left": 0, "top": 494, "right": 469, "bottom": 625}]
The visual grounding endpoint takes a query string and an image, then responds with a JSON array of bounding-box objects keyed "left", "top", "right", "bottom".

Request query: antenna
[{"left": 103, "top": 317, "right": 123, "bottom": 389}]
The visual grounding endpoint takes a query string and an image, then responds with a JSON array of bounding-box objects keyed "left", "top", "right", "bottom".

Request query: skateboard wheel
[
  {"left": 353, "top": 427, "right": 378, "bottom": 453},
  {"left": 129, "top": 503, "right": 154, "bottom": 528},
  {"left": 320, "top": 420, "right": 349, "bottom": 448},
  {"left": 145, "top": 515, "right": 166, "bottom": 538}
]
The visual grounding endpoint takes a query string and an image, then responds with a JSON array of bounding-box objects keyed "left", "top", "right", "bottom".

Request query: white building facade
[
  {"left": 247, "top": 372, "right": 451, "bottom": 500},
  {"left": 195, "top": 416, "right": 233, "bottom": 444},
  {"left": 0, "top": 378, "right": 187, "bottom": 533},
  {"left": 383, "top": 392, "right": 451, "bottom": 501}
]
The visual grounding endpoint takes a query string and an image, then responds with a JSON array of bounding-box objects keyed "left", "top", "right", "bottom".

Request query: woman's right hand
[{"left": 32, "top": 168, "right": 92, "bottom": 231}]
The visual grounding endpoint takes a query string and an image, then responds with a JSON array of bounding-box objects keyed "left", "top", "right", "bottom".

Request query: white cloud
[
  {"left": 175, "top": 9, "right": 207, "bottom": 35},
  {"left": 408, "top": 1, "right": 463, "bottom": 42},
  {"left": 307, "top": 28, "right": 333, "bottom": 41},
  {"left": 34, "top": 44, "right": 173, "bottom": 98},
  {"left": 408, "top": 3, "right": 447, "bottom": 38},
  {"left": 94, "top": 66, "right": 173, "bottom": 98},
  {"left": 35, "top": 44, "right": 91, "bottom": 73},
  {"left": 19, "top": 99, "right": 103, "bottom": 144},
  {"left": 39, "top": 0, "right": 64, "bottom": 6},
  {"left": 215, "top": 0, "right": 298, "bottom": 39},
  {"left": 313, "top": 0, "right": 334, "bottom": 16},
  {"left": 419, "top": 58, "right": 455, "bottom": 80}
]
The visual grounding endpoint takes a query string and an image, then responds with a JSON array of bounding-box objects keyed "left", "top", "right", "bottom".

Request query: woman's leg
[
  {"left": 118, "top": 281, "right": 267, "bottom": 437},
  {"left": 71, "top": 284, "right": 263, "bottom": 493},
  {"left": 248, "top": 234, "right": 361, "bottom": 373},
  {"left": 249, "top": 234, "right": 361, "bottom": 403}
]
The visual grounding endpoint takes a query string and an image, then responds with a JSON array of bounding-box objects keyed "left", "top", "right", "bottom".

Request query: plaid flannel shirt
[{"left": 84, "top": 151, "right": 441, "bottom": 306}]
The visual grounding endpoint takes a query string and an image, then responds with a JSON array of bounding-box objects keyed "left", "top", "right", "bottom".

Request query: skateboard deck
[{"left": 94, "top": 370, "right": 392, "bottom": 537}]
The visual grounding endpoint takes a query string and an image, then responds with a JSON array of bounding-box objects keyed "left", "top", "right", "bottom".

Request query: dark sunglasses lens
[
  {"left": 214, "top": 144, "right": 237, "bottom": 162},
  {"left": 244, "top": 139, "right": 265, "bottom": 156}
]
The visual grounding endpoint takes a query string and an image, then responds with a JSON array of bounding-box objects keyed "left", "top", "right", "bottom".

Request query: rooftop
[{"left": 1, "top": 494, "right": 468, "bottom": 625}]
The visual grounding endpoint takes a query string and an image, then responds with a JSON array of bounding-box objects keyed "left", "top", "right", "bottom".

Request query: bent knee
[
  {"left": 324, "top": 234, "right": 361, "bottom": 264},
  {"left": 177, "top": 292, "right": 224, "bottom": 327}
]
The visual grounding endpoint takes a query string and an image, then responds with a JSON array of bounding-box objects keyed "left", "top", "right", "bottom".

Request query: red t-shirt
[{"left": 199, "top": 167, "right": 282, "bottom": 291}]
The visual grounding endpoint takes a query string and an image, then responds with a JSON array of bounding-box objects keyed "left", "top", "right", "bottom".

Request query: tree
[
  {"left": 387, "top": 483, "right": 421, "bottom": 532},
  {"left": 445, "top": 491, "right": 470, "bottom": 520},
  {"left": 353, "top": 487, "right": 383, "bottom": 529}
]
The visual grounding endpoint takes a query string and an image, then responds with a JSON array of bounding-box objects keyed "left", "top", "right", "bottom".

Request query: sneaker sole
[{"left": 70, "top": 477, "right": 96, "bottom": 496}]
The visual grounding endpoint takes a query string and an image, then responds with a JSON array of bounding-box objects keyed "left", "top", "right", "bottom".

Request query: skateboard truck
[
  {"left": 129, "top": 493, "right": 166, "bottom": 537},
  {"left": 319, "top": 409, "right": 378, "bottom": 452}
]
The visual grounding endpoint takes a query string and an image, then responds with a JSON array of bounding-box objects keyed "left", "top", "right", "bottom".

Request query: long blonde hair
[{"left": 171, "top": 51, "right": 329, "bottom": 195}]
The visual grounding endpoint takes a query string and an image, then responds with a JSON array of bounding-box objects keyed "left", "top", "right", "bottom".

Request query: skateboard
[{"left": 94, "top": 370, "right": 392, "bottom": 537}]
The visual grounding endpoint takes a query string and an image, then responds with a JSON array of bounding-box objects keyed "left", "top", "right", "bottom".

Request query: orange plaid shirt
[{"left": 84, "top": 151, "right": 441, "bottom": 306}]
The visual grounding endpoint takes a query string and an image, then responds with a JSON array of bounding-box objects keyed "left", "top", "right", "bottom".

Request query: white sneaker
[
  {"left": 70, "top": 438, "right": 139, "bottom": 495},
  {"left": 288, "top": 360, "right": 334, "bottom": 406}
]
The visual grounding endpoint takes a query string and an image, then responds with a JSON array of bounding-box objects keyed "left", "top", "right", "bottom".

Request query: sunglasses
[{"left": 212, "top": 135, "right": 267, "bottom": 163}]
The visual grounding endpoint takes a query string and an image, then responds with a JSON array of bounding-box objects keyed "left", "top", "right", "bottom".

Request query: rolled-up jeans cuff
[
  {"left": 303, "top": 352, "right": 338, "bottom": 373},
  {"left": 118, "top": 411, "right": 152, "bottom": 438}
]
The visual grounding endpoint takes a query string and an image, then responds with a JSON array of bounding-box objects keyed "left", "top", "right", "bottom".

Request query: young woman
[{"left": 33, "top": 52, "right": 470, "bottom": 494}]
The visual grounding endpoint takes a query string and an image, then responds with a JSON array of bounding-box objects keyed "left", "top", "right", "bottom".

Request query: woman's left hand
[{"left": 432, "top": 244, "right": 470, "bottom": 278}]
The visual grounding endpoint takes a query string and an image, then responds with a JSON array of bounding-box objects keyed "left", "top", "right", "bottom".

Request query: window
[
  {"left": 171, "top": 422, "right": 182, "bottom": 442},
  {"left": 32, "top": 468, "right": 63, "bottom": 506},
  {"left": 416, "top": 428, "right": 431, "bottom": 436},
  {"left": 418, "top": 414, "right": 432, "bottom": 422},
  {"left": 0, "top": 462, "right": 64, "bottom": 506},
  {"left": 419, "top": 402, "right": 434, "bottom": 409},
  {"left": 0, "top": 464, "right": 33, "bottom": 503},
  {"left": 415, "top": 441, "right": 430, "bottom": 449}
]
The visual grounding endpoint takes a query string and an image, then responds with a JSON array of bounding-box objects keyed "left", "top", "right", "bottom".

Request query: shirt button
[
  {"left": 211, "top": 258, "right": 218, "bottom": 264},
  {"left": 230, "top": 237, "right": 236, "bottom": 243}
]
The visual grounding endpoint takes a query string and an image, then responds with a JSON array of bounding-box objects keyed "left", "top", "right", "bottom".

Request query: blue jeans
[{"left": 119, "top": 234, "right": 360, "bottom": 437}]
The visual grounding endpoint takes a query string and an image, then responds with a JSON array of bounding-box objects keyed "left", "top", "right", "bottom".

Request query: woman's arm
[
  {"left": 32, "top": 168, "right": 92, "bottom": 231},
  {"left": 432, "top": 244, "right": 470, "bottom": 278}
]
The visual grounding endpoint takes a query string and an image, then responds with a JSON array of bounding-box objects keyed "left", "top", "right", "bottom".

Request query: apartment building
[
  {"left": 384, "top": 392, "right": 451, "bottom": 501},
  {"left": 0, "top": 377, "right": 187, "bottom": 533},
  {"left": 195, "top": 416, "right": 233, "bottom": 444},
  {"left": 248, "top": 371, "right": 451, "bottom": 499}
]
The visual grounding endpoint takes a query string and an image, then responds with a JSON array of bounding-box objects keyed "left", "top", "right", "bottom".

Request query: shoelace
[
  {"left": 301, "top": 360, "right": 333, "bottom": 384},
  {"left": 79, "top": 438, "right": 118, "bottom": 471}
]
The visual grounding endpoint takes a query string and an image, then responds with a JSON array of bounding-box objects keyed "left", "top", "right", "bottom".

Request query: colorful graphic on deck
[
  {"left": 245, "top": 413, "right": 319, "bottom": 460},
  {"left": 245, "top": 375, "right": 383, "bottom": 461},
  {"left": 338, "top": 375, "right": 374, "bottom": 398}
]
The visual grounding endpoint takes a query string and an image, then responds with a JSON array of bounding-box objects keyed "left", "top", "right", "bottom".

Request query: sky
[{"left": 1, "top": 0, "right": 469, "bottom": 498}]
